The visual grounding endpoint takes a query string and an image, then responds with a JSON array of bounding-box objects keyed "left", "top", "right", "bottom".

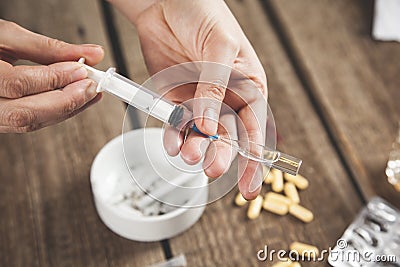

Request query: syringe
[{"left": 79, "top": 59, "right": 302, "bottom": 175}]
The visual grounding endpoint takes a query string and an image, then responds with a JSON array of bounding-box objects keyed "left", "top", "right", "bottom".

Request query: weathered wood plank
[
  {"left": 114, "top": 0, "right": 365, "bottom": 266},
  {"left": 270, "top": 0, "right": 400, "bottom": 206},
  {"left": 0, "top": 0, "right": 164, "bottom": 266},
  {"left": 112, "top": 8, "right": 161, "bottom": 128}
]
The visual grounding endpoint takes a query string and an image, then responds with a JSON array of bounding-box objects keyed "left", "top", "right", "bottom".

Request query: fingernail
[
  {"left": 82, "top": 44, "right": 104, "bottom": 52},
  {"left": 203, "top": 108, "right": 218, "bottom": 135},
  {"left": 72, "top": 66, "right": 88, "bottom": 80},
  {"left": 82, "top": 44, "right": 103, "bottom": 48},
  {"left": 85, "top": 81, "right": 98, "bottom": 100}
]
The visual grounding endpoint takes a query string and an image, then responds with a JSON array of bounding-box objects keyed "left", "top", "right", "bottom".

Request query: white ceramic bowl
[{"left": 90, "top": 128, "right": 208, "bottom": 241}]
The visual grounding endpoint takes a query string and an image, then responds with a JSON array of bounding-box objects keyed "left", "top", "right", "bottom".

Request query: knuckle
[
  {"left": 45, "top": 37, "right": 66, "bottom": 50},
  {"left": 46, "top": 66, "right": 64, "bottom": 89},
  {"left": 254, "top": 78, "right": 267, "bottom": 95},
  {"left": 23, "top": 123, "right": 40, "bottom": 132},
  {"left": 0, "top": 77, "right": 10, "bottom": 97},
  {"left": 206, "top": 83, "right": 226, "bottom": 100},
  {"left": 62, "top": 97, "right": 79, "bottom": 115},
  {"left": 245, "top": 128, "right": 263, "bottom": 142},
  {"left": 2, "top": 76, "right": 28, "bottom": 98},
  {"left": 248, "top": 74, "right": 268, "bottom": 96},
  {"left": 220, "top": 33, "right": 239, "bottom": 52},
  {"left": 5, "top": 107, "right": 36, "bottom": 128},
  {"left": 14, "top": 124, "right": 39, "bottom": 133},
  {"left": 12, "top": 77, "right": 28, "bottom": 97}
]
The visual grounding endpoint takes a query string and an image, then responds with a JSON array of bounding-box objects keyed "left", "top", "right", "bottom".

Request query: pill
[
  {"left": 247, "top": 195, "right": 263, "bottom": 220},
  {"left": 284, "top": 182, "right": 300, "bottom": 204},
  {"left": 235, "top": 192, "right": 247, "bottom": 206},
  {"left": 263, "top": 165, "right": 275, "bottom": 184},
  {"left": 265, "top": 192, "right": 292, "bottom": 206},
  {"left": 289, "top": 203, "right": 314, "bottom": 223},
  {"left": 272, "top": 169, "right": 284, "bottom": 192},
  {"left": 289, "top": 242, "right": 319, "bottom": 259},
  {"left": 284, "top": 173, "right": 309, "bottom": 190},
  {"left": 263, "top": 197, "right": 289, "bottom": 215},
  {"left": 290, "top": 262, "right": 302, "bottom": 267},
  {"left": 394, "top": 182, "right": 400, "bottom": 192},
  {"left": 271, "top": 259, "right": 292, "bottom": 267}
]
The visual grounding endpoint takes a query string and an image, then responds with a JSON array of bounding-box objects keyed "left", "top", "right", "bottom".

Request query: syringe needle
[{"left": 191, "top": 124, "right": 301, "bottom": 175}]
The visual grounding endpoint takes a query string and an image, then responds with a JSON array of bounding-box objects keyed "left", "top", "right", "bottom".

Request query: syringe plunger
[{"left": 80, "top": 59, "right": 186, "bottom": 127}]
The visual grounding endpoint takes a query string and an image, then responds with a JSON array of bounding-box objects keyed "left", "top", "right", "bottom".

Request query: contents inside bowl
[{"left": 99, "top": 162, "right": 199, "bottom": 216}]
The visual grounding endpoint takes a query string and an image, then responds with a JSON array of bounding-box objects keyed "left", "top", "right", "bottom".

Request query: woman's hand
[
  {"left": 0, "top": 20, "right": 104, "bottom": 133},
  {"left": 110, "top": 0, "right": 268, "bottom": 199}
]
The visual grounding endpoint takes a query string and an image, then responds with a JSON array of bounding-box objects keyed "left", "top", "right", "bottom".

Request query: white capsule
[
  {"left": 271, "top": 258, "right": 292, "bottom": 267},
  {"left": 289, "top": 242, "right": 319, "bottom": 259},
  {"left": 247, "top": 195, "right": 263, "bottom": 220},
  {"left": 263, "top": 197, "right": 289, "bottom": 215},
  {"left": 265, "top": 192, "right": 292, "bottom": 206},
  {"left": 394, "top": 182, "right": 400, "bottom": 192},
  {"left": 263, "top": 165, "right": 274, "bottom": 184},
  {"left": 271, "top": 169, "right": 284, "bottom": 192},
  {"left": 284, "top": 182, "right": 300, "bottom": 204},
  {"left": 289, "top": 204, "right": 314, "bottom": 223},
  {"left": 284, "top": 173, "right": 309, "bottom": 190},
  {"left": 235, "top": 192, "right": 248, "bottom": 206}
]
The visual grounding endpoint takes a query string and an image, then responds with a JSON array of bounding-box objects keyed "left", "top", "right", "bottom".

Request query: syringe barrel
[{"left": 98, "top": 68, "right": 192, "bottom": 128}]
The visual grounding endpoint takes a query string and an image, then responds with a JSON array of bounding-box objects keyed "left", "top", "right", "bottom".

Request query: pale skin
[{"left": 0, "top": 0, "right": 268, "bottom": 200}]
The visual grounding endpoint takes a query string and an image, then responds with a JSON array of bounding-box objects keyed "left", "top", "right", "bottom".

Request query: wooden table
[{"left": 1, "top": 0, "right": 399, "bottom": 266}]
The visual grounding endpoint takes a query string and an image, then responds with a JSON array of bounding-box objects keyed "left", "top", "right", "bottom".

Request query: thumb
[
  {"left": 0, "top": 20, "right": 104, "bottom": 65},
  {"left": 193, "top": 32, "right": 239, "bottom": 136}
]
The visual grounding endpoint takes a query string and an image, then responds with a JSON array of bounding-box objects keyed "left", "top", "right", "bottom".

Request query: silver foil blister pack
[{"left": 329, "top": 197, "right": 400, "bottom": 267}]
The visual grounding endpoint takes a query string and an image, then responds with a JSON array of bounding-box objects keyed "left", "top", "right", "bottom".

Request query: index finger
[
  {"left": 0, "top": 20, "right": 104, "bottom": 66},
  {"left": 0, "top": 62, "right": 87, "bottom": 99},
  {"left": 193, "top": 30, "right": 239, "bottom": 136},
  {"left": 237, "top": 97, "right": 267, "bottom": 200}
]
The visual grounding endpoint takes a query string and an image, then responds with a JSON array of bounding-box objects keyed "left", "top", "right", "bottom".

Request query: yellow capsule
[
  {"left": 394, "top": 182, "right": 400, "bottom": 192},
  {"left": 247, "top": 195, "right": 263, "bottom": 220},
  {"left": 263, "top": 197, "right": 289, "bottom": 215},
  {"left": 289, "top": 203, "right": 314, "bottom": 223},
  {"left": 263, "top": 165, "right": 274, "bottom": 184},
  {"left": 265, "top": 192, "right": 292, "bottom": 206},
  {"left": 289, "top": 242, "right": 319, "bottom": 259},
  {"left": 291, "top": 262, "right": 302, "bottom": 267},
  {"left": 235, "top": 192, "right": 247, "bottom": 206},
  {"left": 284, "top": 182, "right": 300, "bottom": 204},
  {"left": 284, "top": 173, "right": 309, "bottom": 190},
  {"left": 271, "top": 259, "right": 292, "bottom": 267},
  {"left": 271, "top": 169, "right": 284, "bottom": 192}
]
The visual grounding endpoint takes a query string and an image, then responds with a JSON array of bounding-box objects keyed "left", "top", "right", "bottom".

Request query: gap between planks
[
  {"left": 259, "top": 0, "right": 367, "bottom": 204},
  {"left": 98, "top": 0, "right": 174, "bottom": 261}
]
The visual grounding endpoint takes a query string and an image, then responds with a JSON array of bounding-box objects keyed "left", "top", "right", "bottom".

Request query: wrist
[{"left": 107, "top": 0, "right": 158, "bottom": 25}]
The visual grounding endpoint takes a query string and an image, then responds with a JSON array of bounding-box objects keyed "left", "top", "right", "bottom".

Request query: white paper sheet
[{"left": 373, "top": 0, "right": 400, "bottom": 42}]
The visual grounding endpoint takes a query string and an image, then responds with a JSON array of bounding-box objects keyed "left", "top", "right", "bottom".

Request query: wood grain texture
[
  {"left": 114, "top": 0, "right": 364, "bottom": 265},
  {"left": 3, "top": 0, "right": 393, "bottom": 266},
  {"left": 270, "top": 0, "right": 400, "bottom": 206},
  {"left": 112, "top": 8, "right": 162, "bottom": 128},
  {"left": 0, "top": 0, "right": 164, "bottom": 266}
]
